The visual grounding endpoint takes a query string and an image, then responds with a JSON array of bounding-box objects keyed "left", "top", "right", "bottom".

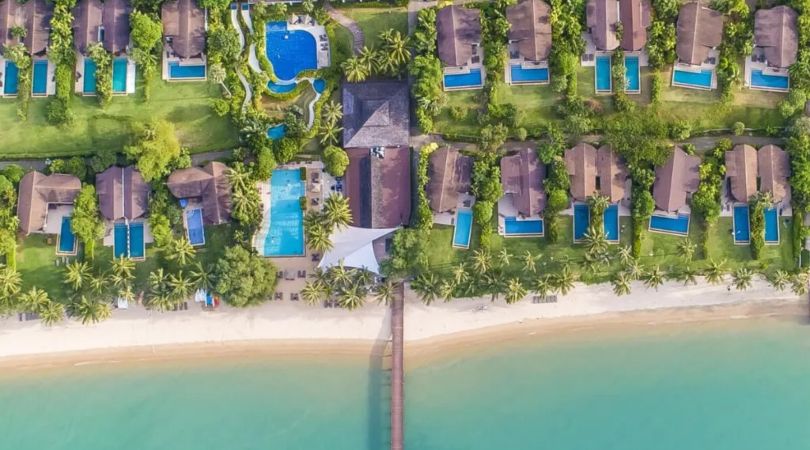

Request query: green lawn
[
  {"left": 341, "top": 7, "right": 409, "bottom": 48},
  {"left": 16, "top": 235, "right": 72, "bottom": 301},
  {"left": 434, "top": 90, "right": 481, "bottom": 137},
  {"left": 0, "top": 74, "right": 238, "bottom": 159},
  {"left": 493, "top": 82, "right": 559, "bottom": 132}
]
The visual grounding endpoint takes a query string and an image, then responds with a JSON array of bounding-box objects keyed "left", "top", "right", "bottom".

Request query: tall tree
[{"left": 72, "top": 186, "right": 104, "bottom": 260}]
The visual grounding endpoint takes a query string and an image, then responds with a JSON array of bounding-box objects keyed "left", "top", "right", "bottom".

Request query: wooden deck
[{"left": 390, "top": 284, "right": 405, "bottom": 450}]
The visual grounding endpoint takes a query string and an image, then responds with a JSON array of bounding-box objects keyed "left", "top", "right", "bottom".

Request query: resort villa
[
  {"left": 747, "top": 6, "right": 798, "bottom": 92},
  {"left": 437, "top": 5, "right": 484, "bottom": 90},
  {"left": 73, "top": 0, "right": 135, "bottom": 95},
  {"left": 672, "top": 2, "right": 724, "bottom": 90},
  {"left": 584, "top": 0, "right": 650, "bottom": 93},
  {"left": 649, "top": 147, "right": 700, "bottom": 235},
  {"left": 16, "top": 172, "right": 82, "bottom": 255},
  {"left": 167, "top": 162, "right": 232, "bottom": 247},
  {"left": 161, "top": 0, "right": 207, "bottom": 80},
  {"left": 498, "top": 148, "right": 546, "bottom": 237},
  {"left": 0, "top": 0, "right": 54, "bottom": 97},
  {"left": 96, "top": 166, "right": 151, "bottom": 259},
  {"left": 505, "top": 0, "right": 552, "bottom": 85},
  {"left": 426, "top": 147, "right": 474, "bottom": 248}
]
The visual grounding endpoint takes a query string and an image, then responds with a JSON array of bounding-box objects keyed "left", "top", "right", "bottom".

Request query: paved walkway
[{"left": 325, "top": 2, "right": 364, "bottom": 54}]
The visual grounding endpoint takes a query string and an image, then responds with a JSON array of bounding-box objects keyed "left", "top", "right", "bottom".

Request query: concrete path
[
  {"left": 231, "top": 9, "right": 245, "bottom": 49},
  {"left": 324, "top": 2, "right": 364, "bottom": 54}
]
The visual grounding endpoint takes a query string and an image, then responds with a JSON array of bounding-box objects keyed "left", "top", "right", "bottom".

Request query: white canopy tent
[{"left": 318, "top": 226, "right": 399, "bottom": 275}]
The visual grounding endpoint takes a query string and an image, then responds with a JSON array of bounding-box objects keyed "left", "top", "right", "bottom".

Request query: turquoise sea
[{"left": 2, "top": 318, "right": 810, "bottom": 450}]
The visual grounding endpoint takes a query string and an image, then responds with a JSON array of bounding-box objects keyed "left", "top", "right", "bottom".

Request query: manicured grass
[
  {"left": 341, "top": 7, "right": 409, "bottom": 48},
  {"left": 434, "top": 90, "right": 481, "bottom": 137},
  {"left": 493, "top": 82, "right": 559, "bottom": 132},
  {"left": 197, "top": 224, "right": 233, "bottom": 268},
  {"left": 16, "top": 235, "right": 71, "bottom": 301},
  {"left": 0, "top": 74, "right": 238, "bottom": 159}
]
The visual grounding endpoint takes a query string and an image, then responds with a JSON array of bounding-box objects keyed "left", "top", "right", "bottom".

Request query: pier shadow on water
[{"left": 366, "top": 306, "right": 392, "bottom": 450}]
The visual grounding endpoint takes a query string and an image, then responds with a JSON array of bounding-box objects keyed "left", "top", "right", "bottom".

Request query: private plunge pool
[
  {"left": 57, "top": 216, "right": 77, "bottom": 256},
  {"left": 266, "top": 21, "right": 318, "bottom": 82},
  {"left": 3, "top": 60, "right": 18, "bottom": 95},
  {"left": 443, "top": 68, "right": 483, "bottom": 90},
  {"left": 573, "top": 203, "right": 620, "bottom": 243},
  {"left": 595, "top": 55, "right": 611, "bottom": 93},
  {"left": 83, "top": 58, "right": 97, "bottom": 94},
  {"left": 750, "top": 70, "right": 789, "bottom": 91},
  {"left": 672, "top": 68, "right": 713, "bottom": 89},
  {"left": 267, "top": 124, "right": 286, "bottom": 140},
  {"left": 169, "top": 61, "right": 206, "bottom": 80},
  {"left": 648, "top": 213, "right": 690, "bottom": 236},
  {"left": 509, "top": 64, "right": 549, "bottom": 84},
  {"left": 764, "top": 207, "right": 780, "bottom": 244},
  {"left": 114, "top": 222, "right": 146, "bottom": 259},
  {"left": 452, "top": 208, "right": 473, "bottom": 249},
  {"left": 262, "top": 168, "right": 306, "bottom": 257},
  {"left": 32, "top": 60, "right": 48, "bottom": 96},
  {"left": 504, "top": 216, "right": 543, "bottom": 237},
  {"left": 624, "top": 55, "right": 640, "bottom": 93},
  {"left": 732, "top": 204, "right": 751, "bottom": 244},
  {"left": 112, "top": 58, "right": 128, "bottom": 93}
]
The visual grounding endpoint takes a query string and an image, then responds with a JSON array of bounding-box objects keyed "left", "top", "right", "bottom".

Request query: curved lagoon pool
[{"left": 266, "top": 22, "right": 317, "bottom": 82}]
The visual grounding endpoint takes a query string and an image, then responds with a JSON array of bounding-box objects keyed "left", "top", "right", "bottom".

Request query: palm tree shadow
[{"left": 366, "top": 305, "right": 392, "bottom": 450}]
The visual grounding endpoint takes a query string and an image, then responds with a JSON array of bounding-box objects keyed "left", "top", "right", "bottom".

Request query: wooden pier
[{"left": 390, "top": 284, "right": 405, "bottom": 450}]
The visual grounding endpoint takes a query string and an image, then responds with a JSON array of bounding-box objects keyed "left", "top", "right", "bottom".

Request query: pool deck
[
  {"left": 101, "top": 220, "right": 154, "bottom": 250},
  {"left": 505, "top": 52, "right": 549, "bottom": 85},
  {"left": 433, "top": 193, "right": 475, "bottom": 226},
  {"left": 0, "top": 56, "right": 9, "bottom": 97},
  {"left": 75, "top": 55, "right": 136, "bottom": 95},
  {"left": 743, "top": 53, "right": 789, "bottom": 93}
]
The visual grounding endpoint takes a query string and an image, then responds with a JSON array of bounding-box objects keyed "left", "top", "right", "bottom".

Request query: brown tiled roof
[
  {"left": 342, "top": 80, "right": 409, "bottom": 149},
  {"left": 596, "top": 145, "right": 628, "bottom": 202},
  {"left": 754, "top": 6, "right": 798, "bottom": 69},
  {"left": 586, "top": 0, "right": 619, "bottom": 51},
  {"left": 96, "top": 166, "right": 149, "bottom": 221},
  {"left": 427, "top": 147, "right": 473, "bottom": 213},
  {"left": 501, "top": 148, "right": 546, "bottom": 217},
  {"left": 102, "top": 0, "right": 132, "bottom": 54},
  {"left": 0, "top": 0, "right": 52, "bottom": 55},
  {"left": 758, "top": 144, "right": 790, "bottom": 203},
  {"left": 167, "top": 162, "right": 231, "bottom": 225},
  {"left": 436, "top": 5, "right": 481, "bottom": 67},
  {"left": 653, "top": 147, "right": 700, "bottom": 212},
  {"left": 345, "top": 146, "right": 412, "bottom": 228},
  {"left": 565, "top": 143, "right": 598, "bottom": 202},
  {"left": 17, "top": 171, "right": 82, "bottom": 235},
  {"left": 620, "top": 0, "right": 651, "bottom": 51},
  {"left": 162, "top": 0, "right": 205, "bottom": 59},
  {"left": 73, "top": 0, "right": 102, "bottom": 54},
  {"left": 724, "top": 144, "right": 758, "bottom": 202},
  {"left": 676, "top": 2, "right": 724, "bottom": 66},
  {"left": 507, "top": 0, "right": 552, "bottom": 62}
]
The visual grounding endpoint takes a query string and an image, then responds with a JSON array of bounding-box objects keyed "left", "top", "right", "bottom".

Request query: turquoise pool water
[
  {"left": 186, "top": 208, "right": 205, "bottom": 246},
  {"left": 764, "top": 207, "right": 779, "bottom": 244},
  {"left": 113, "top": 223, "right": 128, "bottom": 258},
  {"left": 266, "top": 22, "right": 318, "bottom": 82},
  {"left": 595, "top": 55, "right": 611, "bottom": 92},
  {"left": 263, "top": 169, "right": 305, "bottom": 257},
  {"left": 313, "top": 78, "right": 326, "bottom": 93},
  {"left": 83, "top": 59, "right": 97, "bottom": 94},
  {"left": 673, "top": 68, "right": 713, "bottom": 89},
  {"left": 509, "top": 65, "right": 548, "bottom": 84},
  {"left": 32, "top": 60, "right": 47, "bottom": 95},
  {"left": 649, "top": 214, "right": 690, "bottom": 235},
  {"left": 625, "top": 55, "right": 640, "bottom": 92},
  {"left": 112, "top": 58, "right": 127, "bottom": 93},
  {"left": 452, "top": 209, "right": 473, "bottom": 248},
  {"left": 267, "top": 80, "right": 297, "bottom": 93},
  {"left": 3, "top": 61, "right": 18, "bottom": 95},
  {"left": 114, "top": 222, "right": 146, "bottom": 258},
  {"left": 750, "top": 70, "right": 789, "bottom": 90},
  {"left": 603, "top": 203, "right": 619, "bottom": 241},
  {"left": 573, "top": 203, "right": 589, "bottom": 241},
  {"left": 504, "top": 217, "right": 543, "bottom": 236},
  {"left": 169, "top": 62, "right": 206, "bottom": 79},
  {"left": 57, "top": 216, "right": 76, "bottom": 254},
  {"left": 444, "top": 68, "right": 483, "bottom": 89},
  {"left": 267, "top": 124, "right": 286, "bottom": 140},
  {"left": 733, "top": 204, "right": 751, "bottom": 243}
]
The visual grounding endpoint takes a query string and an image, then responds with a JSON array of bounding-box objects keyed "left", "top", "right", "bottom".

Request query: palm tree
[
  {"left": 611, "top": 271, "right": 632, "bottom": 296},
  {"left": 167, "top": 238, "right": 196, "bottom": 267},
  {"left": 522, "top": 251, "right": 537, "bottom": 274},
  {"left": 20, "top": 287, "right": 49, "bottom": 312},
  {"left": 148, "top": 268, "right": 171, "bottom": 300},
  {"left": 582, "top": 226, "right": 609, "bottom": 256},
  {"left": 358, "top": 46, "right": 377, "bottom": 73},
  {"left": 301, "top": 281, "right": 325, "bottom": 306},
  {"left": 329, "top": 262, "right": 353, "bottom": 288},
  {"left": 209, "top": 63, "right": 231, "bottom": 97},
  {"left": 451, "top": 263, "right": 469, "bottom": 286},
  {"left": 482, "top": 272, "right": 506, "bottom": 302},
  {"left": 39, "top": 300, "right": 65, "bottom": 326},
  {"left": 678, "top": 265, "right": 698, "bottom": 286},
  {"left": 704, "top": 259, "right": 726, "bottom": 285},
  {"left": 375, "top": 280, "right": 397, "bottom": 305},
  {"left": 769, "top": 269, "right": 789, "bottom": 291},
  {"left": 117, "top": 283, "right": 135, "bottom": 305},
  {"left": 323, "top": 194, "right": 353, "bottom": 229},
  {"left": 790, "top": 272, "right": 809, "bottom": 296},
  {"left": 338, "top": 283, "right": 365, "bottom": 310},
  {"left": 439, "top": 280, "right": 456, "bottom": 302},
  {"left": 319, "top": 123, "right": 343, "bottom": 146},
  {"left": 341, "top": 57, "right": 369, "bottom": 83},
  {"left": 87, "top": 273, "right": 108, "bottom": 296},
  {"left": 677, "top": 238, "right": 696, "bottom": 263},
  {"left": 64, "top": 261, "right": 91, "bottom": 291},
  {"left": 306, "top": 220, "right": 333, "bottom": 253},
  {"left": 169, "top": 271, "right": 194, "bottom": 301},
  {"left": 731, "top": 267, "right": 753, "bottom": 291},
  {"left": 190, "top": 261, "right": 215, "bottom": 292},
  {"left": 228, "top": 164, "right": 252, "bottom": 192},
  {"left": 496, "top": 248, "right": 511, "bottom": 268},
  {"left": 586, "top": 194, "right": 610, "bottom": 217},
  {"left": 504, "top": 278, "right": 527, "bottom": 304},
  {"left": 471, "top": 248, "right": 492, "bottom": 273},
  {"left": 354, "top": 269, "right": 374, "bottom": 288},
  {"left": 381, "top": 30, "right": 409, "bottom": 67},
  {"left": 321, "top": 100, "right": 343, "bottom": 127},
  {"left": 552, "top": 265, "right": 575, "bottom": 295},
  {"left": 0, "top": 265, "right": 22, "bottom": 303},
  {"left": 412, "top": 272, "right": 441, "bottom": 305},
  {"left": 626, "top": 260, "right": 644, "bottom": 280},
  {"left": 111, "top": 256, "right": 135, "bottom": 282},
  {"left": 534, "top": 275, "right": 554, "bottom": 299},
  {"left": 616, "top": 246, "right": 633, "bottom": 266},
  {"left": 70, "top": 296, "right": 112, "bottom": 324},
  {"left": 643, "top": 265, "right": 665, "bottom": 290}
]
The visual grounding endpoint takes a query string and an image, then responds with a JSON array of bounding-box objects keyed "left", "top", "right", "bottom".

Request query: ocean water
[{"left": 2, "top": 319, "right": 810, "bottom": 449}]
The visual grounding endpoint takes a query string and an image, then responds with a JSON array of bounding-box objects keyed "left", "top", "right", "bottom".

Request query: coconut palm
[
  {"left": 552, "top": 265, "right": 575, "bottom": 295},
  {"left": 586, "top": 194, "right": 610, "bottom": 217},
  {"left": 329, "top": 262, "right": 353, "bottom": 287},
  {"left": 732, "top": 267, "right": 753, "bottom": 291},
  {"left": 534, "top": 275, "right": 554, "bottom": 299},
  {"left": 482, "top": 272, "right": 506, "bottom": 302},
  {"left": 111, "top": 256, "right": 135, "bottom": 282},
  {"left": 323, "top": 194, "right": 353, "bottom": 229},
  {"left": 413, "top": 272, "right": 441, "bottom": 305},
  {"left": 341, "top": 57, "right": 369, "bottom": 83},
  {"left": 354, "top": 268, "right": 374, "bottom": 288},
  {"left": 582, "top": 226, "right": 609, "bottom": 256},
  {"left": 496, "top": 248, "right": 512, "bottom": 268},
  {"left": 87, "top": 273, "right": 108, "bottom": 296},
  {"left": 338, "top": 283, "right": 365, "bottom": 310},
  {"left": 319, "top": 123, "right": 343, "bottom": 146},
  {"left": 439, "top": 280, "right": 456, "bottom": 302},
  {"left": 471, "top": 248, "right": 492, "bottom": 273},
  {"left": 358, "top": 46, "right": 378, "bottom": 73},
  {"left": 451, "top": 263, "right": 469, "bottom": 286},
  {"left": 307, "top": 223, "right": 333, "bottom": 253},
  {"left": 302, "top": 281, "right": 328, "bottom": 306},
  {"left": 227, "top": 165, "right": 252, "bottom": 194},
  {"left": 790, "top": 272, "right": 809, "bottom": 296},
  {"left": 504, "top": 278, "right": 527, "bottom": 304},
  {"left": 0, "top": 265, "right": 22, "bottom": 302},
  {"left": 39, "top": 300, "right": 65, "bottom": 326},
  {"left": 677, "top": 238, "right": 696, "bottom": 262},
  {"left": 678, "top": 265, "right": 698, "bottom": 286},
  {"left": 769, "top": 269, "right": 790, "bottom": 291},
  {"left": 522, "top": 251, "right": 537, "bottom": 274},
  {"left": 643, "top": 265, "right": 665, "bottom": 290},
  {"left": 321, "top": 100, "right": 343, "bottom": 126},
  {"left": 148, "top": 268, "right": 171, "bottom": 298},
  {"left": 167, "top": 238, "right": 196, "bottom": 267},
  {"left": 611, "top": 271, "right": 632, "bottom": 296},
  {"left": 117, "top": 283, "right": 135, "bottom": 305},
  {"left": 20, "top": 287, "right": 49, "bottom": 312},
  {"left": 70, "top": 296, "right": 112, "bottom": 324},
  {"left": 616, "top": 246, "right": 633, "bottom": 266},
  {"left": 64, "top": 261, "right": 91, "bottom": 291},
  {"left": 704, "top": 259, "right": 726, "bottom": 284},
  {"left": 626, "top": 260, "right": 644, "bottom": 280},
  {"left": 381, "top": 30, "right": 409, "bottom": 67},
  {"left": 190, "top": 261, "right": 215, "bottom": 292},
  {"left": 169, "top": 271, "right": 194, "bottom": 301},
  {"left": 375, "top": 279, "right": 397, "bottom": 305},
  {"left": 209, "top": 63, "right": 231, "bottom": 97}
]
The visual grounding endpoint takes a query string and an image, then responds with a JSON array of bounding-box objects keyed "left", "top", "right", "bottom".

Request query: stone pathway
[{"left": 324, "top": 2, "right": 364, "bottom": 54}]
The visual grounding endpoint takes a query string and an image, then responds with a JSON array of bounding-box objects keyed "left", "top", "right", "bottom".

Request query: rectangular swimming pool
[
  {"left": 452, "top": 209, "right": 473, "bottom": 248},
  {"left": 186, "top": 208, "right": 206, "bottom": 246},
  {"left": 510, "top": 65, "right": 549, "bottom": 84},
  {"left": 595, "top": 55, "right": 612, "bottom": 93},
  {"left": 672, "top": 68, "right": 713, "bottom": 89},
  {"left": 114, "top": 223, "right": 128, "bottom": 258},
  {"left": 32, "top": 60, "right": 48, "bottom": 95},
  {"left": 649, "top": 214, "right": 690, "bottom": 236},
  {"left": 444, "top": 68, "right": 483, "bottom": 90},
  {"left": 750, "top": 70, "right": 789, "bottom": 91},
  {"left": 57, "top": 216, "right": 77, "bottom": 255},
  {"left": 169, "top": 61, "right": 206, "bottom": 80},
  {"left": 764, "top": 207, "right": 779, "bottom": 244},
  {"left": 604, "top": 204, "right": 619, "bottom": 242},
  {"left": 114, "top": 222, "right": 146, "bottom": 259},
  {"left": 733, "top": 204, "right": 750, "bottom": 244},
  {"left": 83, "top": 58, "right": 97, "bottom": 94},
  {"left": 4, "top": 61, "right": 18, "bottom": 95},
  {"left": 263, "top": 168, "right": 305, "bottom": 257},
  {"left": 112, "top": 58, "right": 128, "bottom": 93},
  {"left": 573, "top": 203, "right": 589, "bottom": 242},
  {"left": 504, "top": 217, "right": 543, "bottom": 236},
  {"left": 625, "top": 55, "right": 640, "bottom": 93}
]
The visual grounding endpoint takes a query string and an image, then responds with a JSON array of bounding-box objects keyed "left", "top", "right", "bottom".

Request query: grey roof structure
[
  {"left": 342, "top": 80, "right": 409, "bottom": 149},
  {"left": 17, "top": 172, "right": 82, "bottom": 235},
  {"left": 596, "top": 145, "right": 628, "bottom": 203},
  {"left": 758, "top": 144, "right": 790, "bottom": 203},
  {"left": 436, "top": 5, "right": 481, "bottom": 67},
  {"left": 0, "top": 0, "right": 52, "bottom": 55},
  {"left": 754, "top": 6, "right": 798, "bottom": 69},
  {"left": 676, "top": 2, "right": 724, "bottom": 66},
  {"left": 724, "top": 144, "right": 758, "bottom": 203},
  {"left": 653, "top": 147, "right": 700, "bottom": 212},
  {"left": 96, "top": 166, "right": 150, "bottom": 221},
  {"left": 427, "top": 147, "right": 473, "bottom": 213},
  {"left": 586, "top": 0, "right": 619, "bottom": 51},
  {"left": 167, "top": 162, "right": 232, "bottom": 225},
  {"left": 162, "top": 0, "right": 205, "bottom": 59},
  {"left": 620, "top": 0, "right": 651, "bottom": 51},
  {"left": 501, "top": 148, "right": 546, "bottom": 217},
  {"left": 565, "top": 142, "right": 598, "bottom": 202},
  {"left": 345, "top": 146, "right": 412, "bottom": 229},
  {"left": 506, "top": 0, "right": 552, "bottom": 62}
]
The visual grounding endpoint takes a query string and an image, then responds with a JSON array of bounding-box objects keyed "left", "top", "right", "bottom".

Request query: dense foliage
[
  {"left": 124, "top": 120, "right": 187, "bottom": 182},
  {"left": 410, "top": 7, "right": 445, "bottom": 132},
  {"left": 548, "top": 0, "right": 585, "bottom": 96},
  {"left": 213, "top": 245, "right": 278, "bottom": 307},
  {"left": 691, "top": 139, "right": 729, "bottom": 255},
  {"left": 414, "top": 143, "right": 438, "bottom": 231},
  {"left": 470, "top": 154, "right": 503, "bottom": 247},
  {"left": 714, "top": 0, "right": 752, "bottom": 104},
  {"left": 71, "top": 185, "right": 104, "bottom": 260}
]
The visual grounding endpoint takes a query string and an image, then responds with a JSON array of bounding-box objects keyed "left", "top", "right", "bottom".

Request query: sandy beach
[{"left": 0, "top": 278, "right": 804, "bottom": 368}]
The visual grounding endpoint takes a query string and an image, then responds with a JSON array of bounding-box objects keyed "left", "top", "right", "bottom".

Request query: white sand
[{"left": 0, "top": 278, "right": 800, "bottom": 360}]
